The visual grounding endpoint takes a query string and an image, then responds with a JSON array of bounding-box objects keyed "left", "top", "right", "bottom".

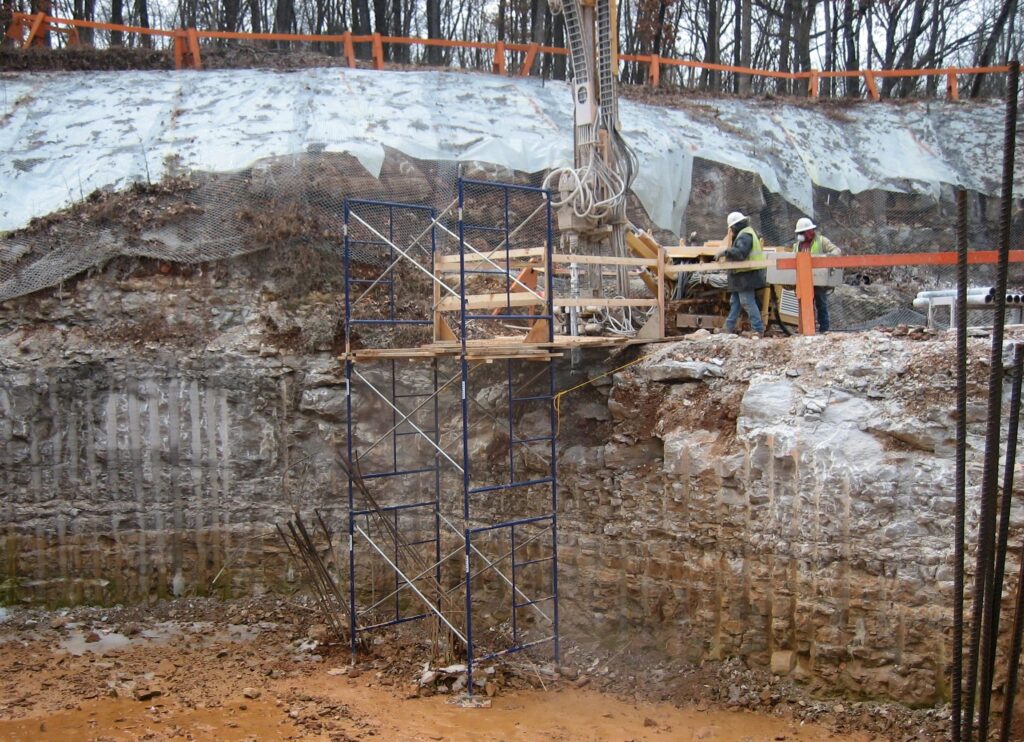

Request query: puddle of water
[
  {"left": 60, "top": 631, "right": 132, "bottom": 656},
  {"left": 59, "top": 621, "right": 263, "bottom": 656}
]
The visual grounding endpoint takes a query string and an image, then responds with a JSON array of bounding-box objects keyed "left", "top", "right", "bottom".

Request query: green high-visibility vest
[
  {"left": 736, "top": 226, "right": 763, "bottom": 272},
  {"left": 793, "top": 235, "right": 824, "bottom": 254}
]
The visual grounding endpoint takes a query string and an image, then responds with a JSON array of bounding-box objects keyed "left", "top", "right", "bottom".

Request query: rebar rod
[
  {"left": 953, "top": 188, "right": 969, "bottom": 742},
  {"left": 966, "top": 58, "right": 1019, "bottom": 742},
  {"left": 1000, "top": 529, "right": 1024, "bottom": 741},
  {"left": 981, "top": 345, "right": 1024, "bottom": 735}
]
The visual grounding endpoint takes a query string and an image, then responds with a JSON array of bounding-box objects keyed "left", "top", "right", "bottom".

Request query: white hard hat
[
  {"left": 727, "top": 211, "right": 747, "bottom": 228},
  {"left": 795, "top": 217, "right": 817, "bottom": 233}
]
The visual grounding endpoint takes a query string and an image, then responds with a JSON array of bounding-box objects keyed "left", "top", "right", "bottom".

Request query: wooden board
[
  {"left": 436, "top": 292, "right": 547, "bottom": 311},
  {"left": 550, "top": 254, "right": 657, "bottom": 267},
  {"left": 665, "top": 259, "right": 773, "bottom": 275},
  {"left": 437, "top": 247, "right": 546, "bottom": 265},
  {"left": 556, "top": 298, "right": 658, "bottom": 308}
]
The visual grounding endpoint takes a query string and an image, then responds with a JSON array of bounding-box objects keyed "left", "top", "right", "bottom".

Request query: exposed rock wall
[
  {"left": 548, "top": 333, "right": 1021, "bottom": 706},
  {"left": 2, "top": 255, "right": 1022, "bottom": 705}
]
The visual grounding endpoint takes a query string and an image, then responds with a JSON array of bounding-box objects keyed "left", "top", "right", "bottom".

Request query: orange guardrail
[
  {"left": 3, "top": 11, "right": 1011, "bottom": 100},
  {"left": 776, "top": 251, "right": 1024, "bottom": 334}
]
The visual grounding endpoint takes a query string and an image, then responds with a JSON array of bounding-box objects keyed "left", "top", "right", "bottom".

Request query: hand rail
[{"left": 4, "top": 10, "right": 1010, "bottom": 101}]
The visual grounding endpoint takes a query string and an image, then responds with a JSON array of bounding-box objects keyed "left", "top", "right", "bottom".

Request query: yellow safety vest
[
  {"left": 793, "top": 235, "right": 825, "bottom": 255},
  {"left": 737, "top": 226, "right": 763, "bottom": 272}
]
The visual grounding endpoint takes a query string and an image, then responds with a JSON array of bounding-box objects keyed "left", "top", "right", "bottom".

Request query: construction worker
[
  {"left": 716, "top": 211, "right": 766, "bottom": 335},
  {"left": 793, "top": 217, "right": 841, "bottom": 333}
]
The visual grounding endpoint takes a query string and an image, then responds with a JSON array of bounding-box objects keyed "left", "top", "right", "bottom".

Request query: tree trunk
[
  {"left": 110, "top": 0, "right": 123, "bottom": 46},
  {"left": 739, "top": 0, "right": 751, "bottom": 93},
  {"left": 972, "top": 0, "right": 1016, "bottom": 97},
  {"left": 842, "top": 0, "right": 859, "bottom": 98},
  {"left": 221, "top": 0, "right": 240, "bottom": 32},
  {"left": 552, "top": 9, "right": 566, "bottom": 79},
  {"left": 249, "top": 0, "right": 261, "bottom": 33},
  {"left": 426, "top": 0, "right": 441, "bottom": 64},
  {"left": 778, "top": 0, "right": 794, "bottom": 95},
  {"left": 353, "top": 0, "right": 372, "bottom": 58},
  {"left": 391, "top": 0, "right": 406, "bottom": 62},
  {"left": 731, "top": 0, "right": 740, "bottom": 93},
  {"left": 134, "top": 0, "right": 151, "bottom": 46},
  {"left": 73, "top": 0, "right": 95, "bottom": 45},
  {"left": 823, "top": 0, "right": 833, "bottom": 97},
  {"left": 273, "top": 0, "right": 295, "bottom": 47},
  {"left": 705, "top": 0, "right": 720, "bottom": 91},
  {"left": 529, "top": 0, "right": 544, "bottom": 75}
]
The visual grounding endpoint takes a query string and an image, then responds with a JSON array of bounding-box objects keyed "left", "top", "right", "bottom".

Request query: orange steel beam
[
  {"left": 492, "top": 41, "right": 505, "bottom": 74},
  {"left": 342, "top": 31, "right": 355, "bottom": 67},
  {"left": 22, "top": 11, "right": 46, "bottom": 47},
  {"left": 520, "top": 43, "right": 539, "bottom": 76},
  {"left": 863, "top": 71, "right": 880, "bottom": 100},
  {"left": 947, "top": 70, "right": 960, "bottom": 100},
  {"left": 186, "top": 26, "right": 201, "bottom": 69},
  {"left": 794, "top": 251, "right": 816, "bottom": 335},
  {"left": 777, "top": 250, "right": 1024, "bottom": 336},
  {"left": 774, "top": 250, "right": 1024, "bottom": 270},
  {"left": 371, "top": 32, "right": 383, "bottom": 70},
  {"left": 648, "top": 54, "right": 660, "bottom": 86}
]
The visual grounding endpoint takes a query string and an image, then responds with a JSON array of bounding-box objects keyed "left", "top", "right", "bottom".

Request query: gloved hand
[{"left": 715, "top": 251, "right": 727, "bottom": 263}]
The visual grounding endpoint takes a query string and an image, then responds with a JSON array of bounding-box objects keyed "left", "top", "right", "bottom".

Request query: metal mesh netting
[{"left": 1, "top": 96, "right": 1021, "bottom": 333}]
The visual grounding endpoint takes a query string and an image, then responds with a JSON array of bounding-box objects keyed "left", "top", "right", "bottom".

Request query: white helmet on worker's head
[
  {"left": 794, "top": 217, "right": 817, "bottom": 234},
  {"left": 727, "top": 211, "right": 747, "bottom": 229}
]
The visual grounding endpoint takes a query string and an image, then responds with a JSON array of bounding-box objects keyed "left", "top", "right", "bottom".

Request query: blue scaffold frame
[
  {"left": 457, "top": 178, "right": 561, "bottom": 693},
  {"left": 342, "top": 198, "right": 443, "bottom": 655},
  {"left": 338, "top": 181, "right": 561, "bottom": 693}
]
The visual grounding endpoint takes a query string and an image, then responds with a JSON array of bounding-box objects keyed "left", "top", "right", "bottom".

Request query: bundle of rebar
[
  {"left": 276, "top": 510, "right": 351, "bottom": 644},
  {"left": 338, "top": 455, "right": 465, "bottom": 661}
]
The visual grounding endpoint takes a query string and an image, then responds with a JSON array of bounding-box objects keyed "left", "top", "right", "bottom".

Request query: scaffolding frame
[{"left": 341, "top": 180, "right": 561, "bottom": 692}]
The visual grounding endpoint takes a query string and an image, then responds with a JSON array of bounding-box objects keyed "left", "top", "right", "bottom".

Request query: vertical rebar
[
  {"left": 953, "top": 188, "right": 969, "bottom": 742},
  {"left": 966, "top": 58, "right": 1019, "bottom": 741},
  {"left": 1001, "top": 528, "right": 1024, "bottom": 741},
  {"left": 982, "top": 346, "right": 1024, "bottom": 734}
]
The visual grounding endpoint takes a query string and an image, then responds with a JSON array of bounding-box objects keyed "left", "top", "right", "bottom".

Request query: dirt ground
[{"left": 0, "top": 596, "right": 917, "bottom": 742}]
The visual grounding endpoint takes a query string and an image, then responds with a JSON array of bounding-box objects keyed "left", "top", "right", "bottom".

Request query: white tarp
[{"left": 0, "top": 67, "right": 1019, "bottom": 234}]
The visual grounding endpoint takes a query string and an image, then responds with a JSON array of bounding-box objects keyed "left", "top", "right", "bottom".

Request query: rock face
[
  {"left": 2, "top": 254, "right": 1022, "bottom": 705},
  {"left": 550, "top": 333, "right": 1020, "bottom": 706}
]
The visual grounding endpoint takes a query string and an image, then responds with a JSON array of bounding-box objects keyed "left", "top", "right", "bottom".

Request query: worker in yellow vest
[
  {"left": 793, "top": 217, "right": 841, "bottom": 333},
  {"left": 716, "top": 211, "right": 766, "bottom": 335}
]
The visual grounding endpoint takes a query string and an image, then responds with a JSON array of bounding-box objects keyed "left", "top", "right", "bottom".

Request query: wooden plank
[
  {"left": 666, "top": 245, "right": 724, "bottom": 259},
  {"left": 666, "top": 260, "right": 773, "bottom": 275},
  {"left": 524, "top": 318, "right": 550, "bottom": 343},
  {"left": 438, "top": 247, "right": 546, "bottom": 265},
  {"left": 625, "top": 231, "right": 658, "bottom": 260},
  {"left": 795, "top": 251, "right": 816, "bottom": 335},
  {"left": 435, "top": 261, "right": 541, "bottom": 274},
  {"left": 551, "top": 253, "right": 657, "bottom": 267},
  {"left": 437, "top": 292, "right": 547, "bottom": 311},
  {"left": 556, "top": 298, "right": 658, "bottom": 308}
]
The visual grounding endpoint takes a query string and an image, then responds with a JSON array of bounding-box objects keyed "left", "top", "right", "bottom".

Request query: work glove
[{"left": 715, "top": 251, "right": 727, "bottom": 263}]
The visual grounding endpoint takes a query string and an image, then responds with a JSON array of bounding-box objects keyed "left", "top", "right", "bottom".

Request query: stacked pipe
[
  {"left": 911, "top": 286, "right": 1024, "bottom": 310},
  {"left": 956, "top": 59, "right": 1021, "bottom": 742}
]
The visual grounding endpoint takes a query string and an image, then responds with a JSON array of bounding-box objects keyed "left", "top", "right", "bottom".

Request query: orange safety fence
[
  {"left": 776, "top": 251, "right": 1024, "bottom": 335},
  {"left": 3, "top": 10, "right": 1011, "bottom": 100}
]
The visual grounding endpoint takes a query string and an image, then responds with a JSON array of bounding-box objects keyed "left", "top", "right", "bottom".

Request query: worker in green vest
[
  {"left": 794, "top": 217, "right": 842, "bottom": 333},
  {"left": 715, "top": 211, "right": 766, "bottom": 335}
]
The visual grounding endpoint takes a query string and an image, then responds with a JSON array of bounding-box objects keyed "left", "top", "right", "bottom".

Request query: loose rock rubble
[{"left": 0, "top": 595, "right": 958, "bottom": 739}]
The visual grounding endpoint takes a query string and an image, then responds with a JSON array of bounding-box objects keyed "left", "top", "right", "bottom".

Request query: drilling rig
[{"left": 543, "top": 0, "right": 644, "bottom": 342}]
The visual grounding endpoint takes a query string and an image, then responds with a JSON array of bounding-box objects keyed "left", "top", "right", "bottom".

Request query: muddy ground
[{"left": 0, "top": 596, "right": 950, "bottom": 741}]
